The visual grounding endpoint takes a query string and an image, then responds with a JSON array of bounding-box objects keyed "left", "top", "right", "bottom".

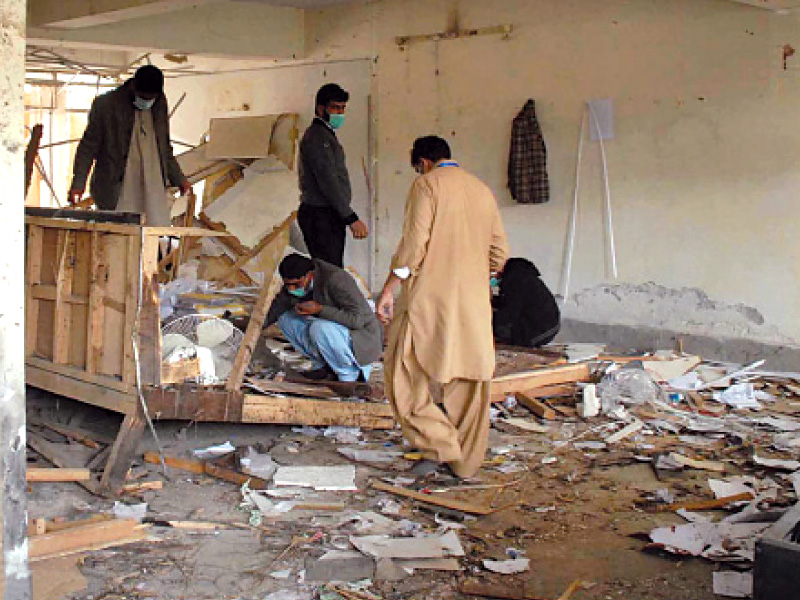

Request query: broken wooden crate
[{"left": 24, "top": 208, "right": 393, "bottom": 496}]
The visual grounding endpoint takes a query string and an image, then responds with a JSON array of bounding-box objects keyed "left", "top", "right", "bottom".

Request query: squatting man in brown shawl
[{"left": 376, "top": 136, "right": 509, "bottom": 479}]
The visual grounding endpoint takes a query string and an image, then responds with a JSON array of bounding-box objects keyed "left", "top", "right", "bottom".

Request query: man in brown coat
[
  {"left": 376, "top": 136, "right": 509, "bottom": 478},
  {"left": 68, "top": 65, "right": 190, "bottom": 225}
]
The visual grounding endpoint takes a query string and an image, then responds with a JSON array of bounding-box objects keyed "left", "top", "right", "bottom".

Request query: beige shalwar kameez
[
  {"left": 116, "top": 109, "right": 172, "bottom": 227},
  {"left": 385, "top": 164, "right": 509, "bottom": 478}
]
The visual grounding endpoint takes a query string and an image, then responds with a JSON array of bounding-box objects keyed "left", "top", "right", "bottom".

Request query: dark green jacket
[
  {"left": 266, "top": 259, "right": 382, "bottom": 366},
  {"left": 298, "top": 118, "right": 358, "bottom": 224},
  {"left": 70, "top": 79, "right": 187, "bottom": 210}
]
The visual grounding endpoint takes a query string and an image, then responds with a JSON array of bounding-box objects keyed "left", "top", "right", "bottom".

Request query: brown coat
[
  {"left": 70, "top": 79, "right": 186, "bottom": 210},
  {"left": 389, "top": 165, "right": 509, "bottom": 383}
]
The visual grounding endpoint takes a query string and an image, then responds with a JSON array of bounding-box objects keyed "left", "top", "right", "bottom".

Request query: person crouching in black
[{"left": 493, "top": 257, "right": 560, "bottom": 348}]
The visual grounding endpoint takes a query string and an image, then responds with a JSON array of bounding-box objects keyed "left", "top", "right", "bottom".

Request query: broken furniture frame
[{"left": 25, "top": 209, "right": 394, "bottom": 496}]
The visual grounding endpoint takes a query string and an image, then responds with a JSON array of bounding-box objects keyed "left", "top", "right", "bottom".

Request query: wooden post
[
  {"left": 0, "top": 0, "right": 33, "bottom": 594},
  {"left": 98, "top": 405, "right": 146, "bottom": 496}
]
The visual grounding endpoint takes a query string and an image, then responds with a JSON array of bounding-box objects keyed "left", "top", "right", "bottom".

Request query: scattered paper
[
  {"left": 113, "top": 502, "right": 147, "bottom": 522},
  {"left": 713, "top": 383, "right": 762, "bottom": 410},
  {"left": 192, "top": 440, "right": 235, "bottom": 459},
  {"left": 482, "top": 558, "right": 530, "bottom": 574},
  {"left": 649, "top": 521, "right": 770, "bottom": 560},
  {"left": 643, "top": 356, "right": 701, "bottom": 382},
  {"left": 349, "top": 531, "right": 464, "bottom": 559},
  {"left": 274, "top": 465, "right": 357, "bottom": 491},
  {"left": 753, "top": 453, "right": 800, "bottom": 471}
]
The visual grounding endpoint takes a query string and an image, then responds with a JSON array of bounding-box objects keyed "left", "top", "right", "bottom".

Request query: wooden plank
[
  {"left": 515, "top": 392, "right": 557, "bottom": 420},
  {"left": 122, "top": 234, "right": 139, "bottom": 383},
  {"left": 145, "top": 387, "right": 244, "bottom": 421},
  {"left": 217, "top": 212, "right": 296, "bottom": 282},
  {"left": 655, "top": 492, "right": 755, "bottom": 512},
  {"left": 26, "top": 364, "right": 137, "bottom": 415},
  {"left": 491, "top": 364, "right": 591, "bottom": 396},
  {"left": 27, "top": 468, "right": 91, "bottom": 482},
  {"left": 99, "top": 407, "right": 147, "bottom": 496},
  {"left": 69, "top": 230, "right": 92, "bottom": 369},
  {"left": 29, "top": 519, "right": 145, "bottom": 561},
  {"left": 458, "top": 580, "right": 550, "bottom": 600},
  {"left": 24, "top": 124, "right": 44, "bottom": 195},
  {"left": 26, "top": 357, "right": 134, "bottom": 394},
  {"left": 225, "top": 272, "right": 281, "bottom": 391},
  {"left": 142, "top": 226, "right": 233, "bottom": 237},
  {"left": 86, "top": 232, "right": 108, "bottom": 374},
  {"left": 25, "top": 224, "right": 45, "bottom": 357},
  {"left": 31, "top": 284, "right": 87, "bottom": 304},
  {"left": 25, "top": 207, "right": 143, "bottom": 224},
  {"left": 241, "top": 396, "right": 395, "bottom": 429},
  {"left": 53, "top": 230, "right": 76, "bottom": 364},
  {"left": 142, "top": 451, "right": 271, "bottom": 489},
  {"left": 24, "top": 217, "right": 232, "bottom": 237},
  {"left": 370, "top": 480, "right": 496, "bottom": 516},
  {"left": 138, "top": 235, "right": 162, "bottom": 386},
  {"left": 161, "top": 358, "right": 201, "bottom": 384}
]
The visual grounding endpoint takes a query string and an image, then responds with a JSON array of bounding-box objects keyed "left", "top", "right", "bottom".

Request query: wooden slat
[
  {"left": 515, "top": 392, "right": 557, "bottom": 420},
  {"left": 122, "top": 235, "right": 139, "bottom": 384},
  {"left": 137, "top": 235, "right": 162, "bottom": 386},
  {"left": 99, "top": 407, "right": 146, "bottom": 495},
  {"left": 370, "top": 480, "right": 496, "bottom": 516},
  {"left": 26, "top": 357, "right": 134, "bottom": 394},
  {"left": 241, "top": 396, "right": 395, "bottom": 429},
  {"left": 25, "top": 207, "right": 143, "bottom": 224},
  {"left": 86, "top": 232, "right": 108, "bottom": 374},
  {"left": 31, "top": 284, "right": 87, "bottom": 304},
  {"left": 27, "top": 468, "right": 91, "bottom": 482},
  {"left": 225, "top": 273, "right": 282, "bottom": 391},
  {"left": 25, "top": 216, "right": 234, "bottom": 237},
  {"left": 69, "top": 230, "right": 92, "bottom": 368},
  {"left": 25, "top": 224, "right": 45, "bottom": 357},
  {"left": 490, "top": 364, "right": 591, "bottom": 396},
  {"left": 53, "top": 231, "right": 76, "bottom": 364},
  {"left": 29, "top": 519, "right": 145, "bottom": 561},
  {"left": 26, "top": 364, "right": 137, "bottom": 415}
]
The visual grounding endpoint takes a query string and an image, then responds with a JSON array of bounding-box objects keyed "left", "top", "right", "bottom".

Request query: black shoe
[{"left": 301, "top": 365, "right": 336, "bottom": 381}]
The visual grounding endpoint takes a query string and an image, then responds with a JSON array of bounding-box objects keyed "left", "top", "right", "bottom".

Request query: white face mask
[{"left": 133, "top": 95, "right": 155, "bottom": 110}]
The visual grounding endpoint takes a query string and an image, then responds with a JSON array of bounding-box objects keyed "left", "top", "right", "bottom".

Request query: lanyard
[{"left": 437, "top": 161, "right": 459, "bottom": 168}]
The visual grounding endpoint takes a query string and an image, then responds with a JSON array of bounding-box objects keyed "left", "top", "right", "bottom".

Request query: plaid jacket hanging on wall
[{"left": 508, "top": 99, "right": 549, "bottom": 204}]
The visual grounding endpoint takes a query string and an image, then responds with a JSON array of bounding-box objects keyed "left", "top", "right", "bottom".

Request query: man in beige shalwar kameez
[{"left": 376, "top": 136, "right": 509, "bottom": 479}]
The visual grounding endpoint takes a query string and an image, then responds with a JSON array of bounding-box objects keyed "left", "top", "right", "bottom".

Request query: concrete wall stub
[{"left": 0, "top": 0, "right": 33, "bottom": 596}]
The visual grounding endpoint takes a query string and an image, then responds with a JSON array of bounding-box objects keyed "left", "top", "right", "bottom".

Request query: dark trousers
[{"left": 298, "top": 203, "right": 346, "bottom": 268}]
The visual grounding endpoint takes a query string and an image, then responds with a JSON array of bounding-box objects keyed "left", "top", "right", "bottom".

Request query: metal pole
[{"left": 0, "top": 0, "right": 33, "bottom": 596}]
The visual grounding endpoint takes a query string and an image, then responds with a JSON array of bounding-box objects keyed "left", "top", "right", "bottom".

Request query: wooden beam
[
  {"left": 241, "top": 395, "right": 395, "bottom": 429},
  {"left": 26, "top": 356, "right": 134, "bottom": 394},
  {"left": 28, "top": 519, "right": 146, "bottom": 562},
  {"left": 24, "top": 124, "right": 44, "bottom": 196},
  {"left": 26, "top": 468, "right": 91, "bottom": 482},
  {"left": 142, "top": 451, "right": 271, "bottom": 489},
  {"left": 26, "top": 363, "right": 138, "bottom": 415},
  {"left": 225, "top": 273, "right": 281, "bottom": 391},
  {"left": 98, "top": 407, "right": 146, "bottom": 496},
  {"left": 86, "top": 232, "right": 108, "bottom": 374},
  {"left": 25, "top": 224, "right": 45, "bottom": 358},
  {"left": 25, "top": 207, "right": 143, "bottom": 224},
  {"left": 53, "top": 230, "right": 76, "bottom": 364},
  {"left": 491, "top": 364, "right": 591, "bottom": 396},
  {"left": 655, "top": 492, "right": 754, "bottom": 512},
  {"left": 515, "top": 392, "right": 557, "bottom": 420},
  {"left": 370, "top": 480, "right": 496, "bottom": 516}
]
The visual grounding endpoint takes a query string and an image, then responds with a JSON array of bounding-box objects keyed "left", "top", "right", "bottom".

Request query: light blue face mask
[
  {"left": 329, "top": 113, "right": 346, "bottom": 130},
  {"left": 288, "top": 287, "right": 307, "bottom": 298},
  {"left": 133, "top": 95, "right": 155, "bottom": 111},
  {"left": 490, "top": 276, "right": 500, "bottom": 288}
]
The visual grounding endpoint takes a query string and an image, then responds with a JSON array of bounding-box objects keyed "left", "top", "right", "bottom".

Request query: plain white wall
[{"left": 301, "top": 0, "right": 800, "bottom": 345}]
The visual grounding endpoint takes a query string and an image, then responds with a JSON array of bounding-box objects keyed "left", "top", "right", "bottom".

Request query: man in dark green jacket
[
  {"left": 266, "top": 254, "right": 381, "bottom": 382},
  {"left": 68, "top": 65, "right": 190, "bottom": 222}
]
